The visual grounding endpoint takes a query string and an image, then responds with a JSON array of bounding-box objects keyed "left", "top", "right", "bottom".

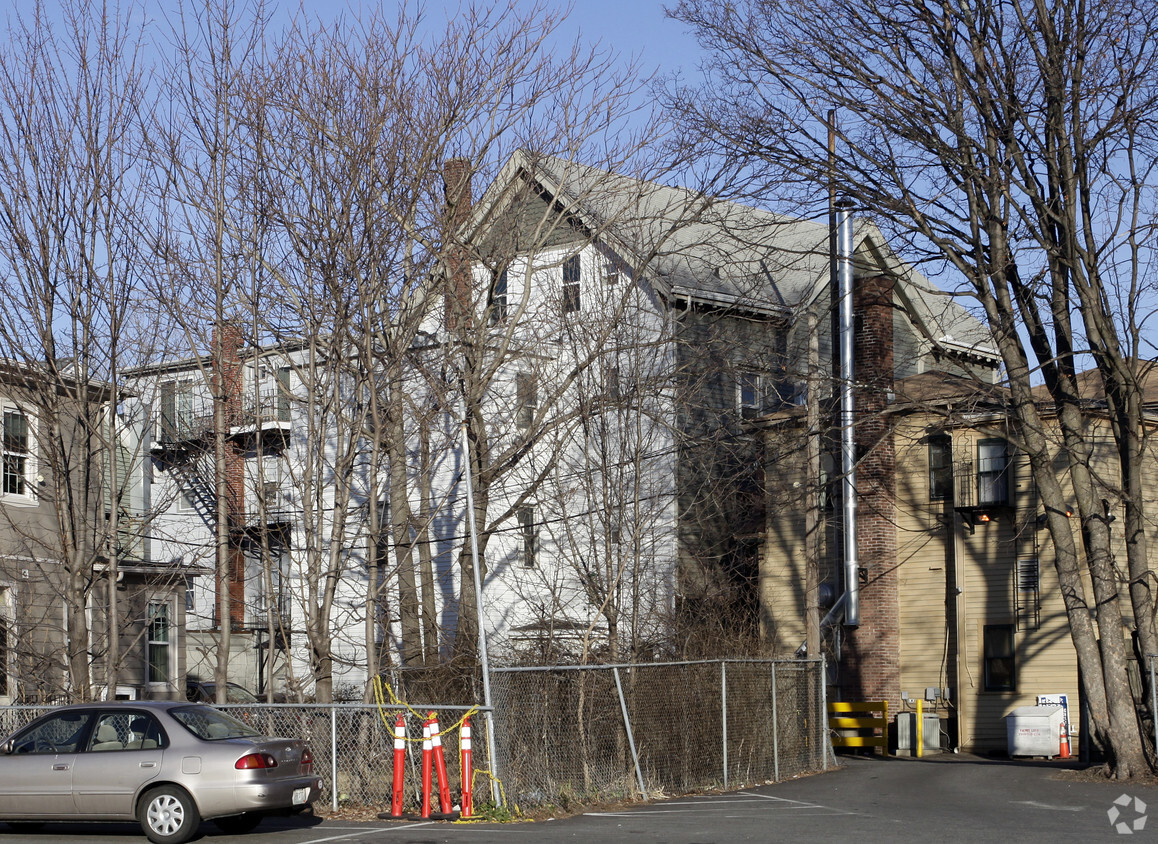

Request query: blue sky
[{"left": 289, "top": 0, "right": 705, "bottom": 81}]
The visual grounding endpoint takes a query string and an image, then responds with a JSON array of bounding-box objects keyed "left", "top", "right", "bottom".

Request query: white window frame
[
  {"left": 1, "top": 404, "right": 35, "bottom": 503},
  {"left": 146, "top": 598, "right": 176, "bottom": 690},
  {"left": 738, "top": 372, "right": 762, "bottom": 419},
  {"left": 0, "top": 585, "right": 13, "bottom": 703}
]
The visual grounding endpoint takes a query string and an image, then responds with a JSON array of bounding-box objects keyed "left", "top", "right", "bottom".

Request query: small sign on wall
[{"left": 1037, "top": 693, "right": 1071, "bottom": 741}]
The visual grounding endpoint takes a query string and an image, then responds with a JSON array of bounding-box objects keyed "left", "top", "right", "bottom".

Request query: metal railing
[{"left": 0, "top": 658, "right": 829, "bottom": 813}]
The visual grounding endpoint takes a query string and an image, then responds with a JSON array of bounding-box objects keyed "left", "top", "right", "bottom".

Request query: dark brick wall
[
  {"left": 214, "top": 321, "right": 247, "bottom": 629},
  {"left": 840, "top": 274, "right": 901, "bottom": 711}
]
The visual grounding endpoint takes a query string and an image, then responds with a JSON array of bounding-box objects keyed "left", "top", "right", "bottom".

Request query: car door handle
[
  {"left": 52, "top": 764, "right": 69, "bottom": 771},
  {"left": 140, "top": 761, "right": 157, "bottom": 768}
]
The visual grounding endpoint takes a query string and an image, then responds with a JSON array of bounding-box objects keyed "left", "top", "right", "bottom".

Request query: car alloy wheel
[{"left": 139, "top": 785, "right": 200, "bottom": 844}]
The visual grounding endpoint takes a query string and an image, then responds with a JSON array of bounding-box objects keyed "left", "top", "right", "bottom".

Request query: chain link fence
[
  {"left": 490, "top": 658, "right": 829, "bottom": 808},
  {"left": 0, "top": 702, "right": 486, "bottom": 814},
  {"left": 0, "top": 658, "right": 828, "bottom": 813}
]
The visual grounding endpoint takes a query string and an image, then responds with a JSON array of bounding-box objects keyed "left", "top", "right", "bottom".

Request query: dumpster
[{"left": 1005, "top": 705, "right": 1064, "bottom": 757}]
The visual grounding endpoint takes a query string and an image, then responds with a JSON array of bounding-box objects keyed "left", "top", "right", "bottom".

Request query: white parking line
[
  {"left": 1012, "top": 800, "right": 1086, "bottom": 812},
  {"left": 299, "top": 824, "right": 433, "bottom": 843},
  {"left": 586, "top": 791, "right": 851, "bottom": 818}
]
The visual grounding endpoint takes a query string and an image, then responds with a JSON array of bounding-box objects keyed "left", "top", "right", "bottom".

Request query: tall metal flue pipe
[{"left": 836, "top": 201, "right": 860, "bottom": 627}]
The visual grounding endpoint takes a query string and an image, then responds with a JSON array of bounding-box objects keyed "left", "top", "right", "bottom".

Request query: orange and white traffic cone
[
  {"left": 460, "top": 717, "right": 473, "bottom": 818},
  {"left": 420, "top": 717, "right": 433, "bottom": 818},
  {"left": 1059, "top": 720, "right": 1071, "bottom": 760},
  {"left": 390, "top": 714, "right": 407, "bottom": 817},
  {"left": 430, "top": 714, "right": 454, "bottom": 815}
]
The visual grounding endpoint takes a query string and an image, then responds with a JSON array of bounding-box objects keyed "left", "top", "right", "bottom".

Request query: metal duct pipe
[{"left": 837, "top": 201, "right": 860, "bottom": 627}]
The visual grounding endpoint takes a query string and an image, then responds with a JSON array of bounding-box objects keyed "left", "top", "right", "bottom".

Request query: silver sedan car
[{"left": 0, "top": 701, "right": 323, "bottom": 843}]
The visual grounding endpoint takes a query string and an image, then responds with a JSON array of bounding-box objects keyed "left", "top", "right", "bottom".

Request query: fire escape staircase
[{"left": 164, "top": 454, "right": 220, "bottom": 532}]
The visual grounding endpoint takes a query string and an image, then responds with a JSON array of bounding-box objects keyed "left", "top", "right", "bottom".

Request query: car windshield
[{"left": 170, "top": 705, "right": 261, "bottom": 740}]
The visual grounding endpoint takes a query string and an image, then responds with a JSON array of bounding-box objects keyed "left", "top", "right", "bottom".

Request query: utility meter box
[{"left": 1005, "top": 705, "right": 1063, "bottom": 757}]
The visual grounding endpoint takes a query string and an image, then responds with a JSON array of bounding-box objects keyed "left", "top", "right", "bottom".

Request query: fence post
[
  {"left": 771, "top": 662, "right": 779, "bottom": 783},
  {"left": 721, "top": 661, "right": 728, "bottom": 791},
  {"left": 331, "top": 705, "right": 339, "bottom": 812},
  {"left": 613, "top": 667, "right": 647, "bottom": 800},
  {"left": 820, "top": 655, "right": 832, "bottom": 770}
]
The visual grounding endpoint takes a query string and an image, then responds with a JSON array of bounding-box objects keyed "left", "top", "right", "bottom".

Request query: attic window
[
  {"left": 603, "top": 259, "right": 619, "bottom": 285},
  {"left": 562, "top": 254, "right": 581, "bottom": 314},
  {"left": 489, "top": 269, "right": 508, "bottom": 324}
]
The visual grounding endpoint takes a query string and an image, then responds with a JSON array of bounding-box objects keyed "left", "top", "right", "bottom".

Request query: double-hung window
[
  {"left": 977, "top": 439, "right": 1010, "bottom": 506},
  {"left": 2, "top": 408, "right": 30, "bottom": 496},
  {"left": 146, "top": 601, "right": 172, "bottom": 685}
]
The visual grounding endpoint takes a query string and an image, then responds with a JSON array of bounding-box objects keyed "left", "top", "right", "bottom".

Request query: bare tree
[
  {"left": 0, "top": 0, "right": 158, "bottom": 700},
  {"left": 149, "top": 0, "right": 272, "bottom": 704},
  {"left": 244, "top": 1, "right": 668, "bottom": 692},
  {"left": 666, "top": 0, "right": 1158, "bottom": 776}
]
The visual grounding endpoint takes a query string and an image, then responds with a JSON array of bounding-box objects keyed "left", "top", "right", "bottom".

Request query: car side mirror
[{"left": 3, "top": 740, "right": 13, "bottom": 755}]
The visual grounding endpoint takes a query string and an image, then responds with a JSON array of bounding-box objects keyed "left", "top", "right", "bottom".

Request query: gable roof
[{"left": 476, "top": 150, "right": 995, "bottom": 358}]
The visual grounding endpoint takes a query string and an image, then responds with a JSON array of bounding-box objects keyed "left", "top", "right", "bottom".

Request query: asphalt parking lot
[{"left": 4, "top": 752, "right": 1157, "bottom": 843}]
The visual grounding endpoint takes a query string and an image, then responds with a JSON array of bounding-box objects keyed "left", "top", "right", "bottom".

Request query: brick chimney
[
  {"left": 213, "top": 320, "right": 247, "bottom": 629},
  {"left": 443, "top": 158, "right": 473, "bottom": 334},
  {"left": 840, "top": 274, "right": 900, "bottom": 712}
]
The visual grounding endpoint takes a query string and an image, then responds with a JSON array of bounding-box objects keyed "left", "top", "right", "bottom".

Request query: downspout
[{"left": 837, "top": 201, "right": 860, "bottom": 627}]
